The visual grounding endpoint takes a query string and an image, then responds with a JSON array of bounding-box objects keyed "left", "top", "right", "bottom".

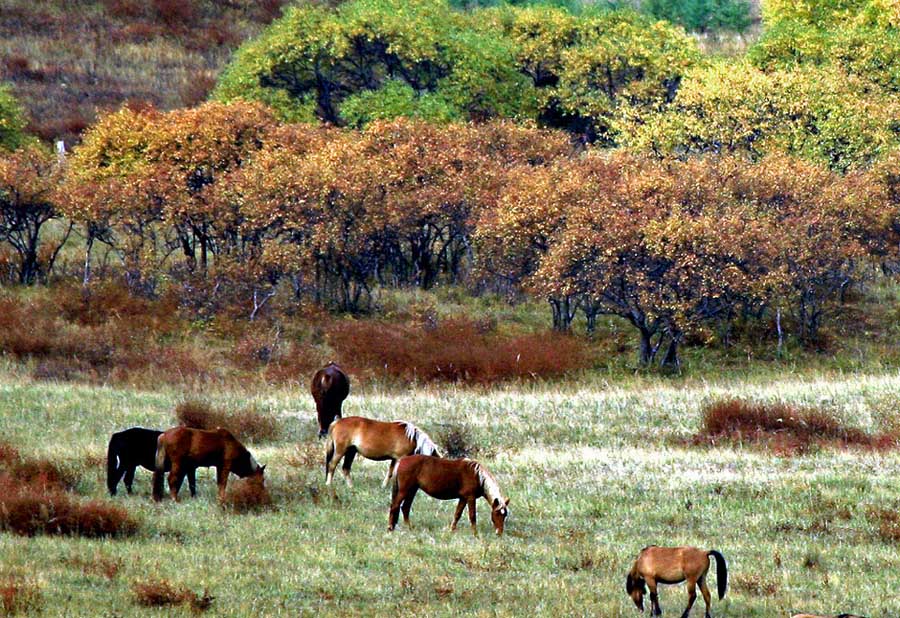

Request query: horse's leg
[
  {"left": 388, "top": 487, "right": 405, "bottom": 531},
  {"left": 188, "top": 468, "right": 197, "bottom": 497},
  {"left": 466, "top": 497, "right": 478, "bottom": 537},
  {"left": 123, "top": 465, "right": 136, "bottom": 495},
  {"left": 340, "top": 447, "right": 356, "bottom": 488},
  {"left": 450, "top": 498, "right": 466, "bottom": 531},
  {"left": 325, "top": 442, "right": 345, "bottom": 487},
  {"left": 698, "top": 576, "right": 712, "bottom": 618},
  {"left": 108, "top": 461, "right": 126, "bottom": 496},
  {"left": 681, "top": 578, "right": 697, "bottom": 618},
  {"left": 216, "top": 464, "right": 230, "bottom": 502},
  {"left": 400, "top": 487, "right": 417, "bottom": 527},
  {"left": 168, "top": 464, "right": 184, "bottom": 502},
  {"left": 648, "top": 579, "right": 661, "bottom": 616},
  {"left": 382, "top": 458, "right": 397, "bottom": 488}
]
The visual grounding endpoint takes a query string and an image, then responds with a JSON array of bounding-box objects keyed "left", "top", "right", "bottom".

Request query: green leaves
[{"left": 0, "top": 85, "right": 28, "bottom": 153}]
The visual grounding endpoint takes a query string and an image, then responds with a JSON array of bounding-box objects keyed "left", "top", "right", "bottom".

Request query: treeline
[{"left": 3, "top": 102, "right": 900, "bottom": 366}]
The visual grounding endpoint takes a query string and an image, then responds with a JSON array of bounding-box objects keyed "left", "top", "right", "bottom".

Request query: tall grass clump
[
  {"left": 175, "top": 400, "right": 281, "bottom": 443},
  {"left": 0, "top": 576, "right": 42, "bottom": 616},
  {"left": 131, "top": 578, "right": 213, "bottom": 612}
]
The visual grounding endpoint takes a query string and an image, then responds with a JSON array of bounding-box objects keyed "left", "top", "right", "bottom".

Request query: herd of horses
[{"left": 102, "top": 361, "right": 865, "bottom": 618}]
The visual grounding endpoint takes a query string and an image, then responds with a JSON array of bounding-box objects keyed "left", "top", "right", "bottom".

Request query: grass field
[{"left": 1, "top": 368, "right": 899, "bottom": 617}]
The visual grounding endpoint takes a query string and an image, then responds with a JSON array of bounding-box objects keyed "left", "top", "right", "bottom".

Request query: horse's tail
[
  {"left": 106, "top": 434, "right": 121, "bottom": 495},
  {"left": 708, "top": 550, "right": 727, "bottom": 600},
  {"left": 152, "top": 436, "right": 167, "bottom": 502}
]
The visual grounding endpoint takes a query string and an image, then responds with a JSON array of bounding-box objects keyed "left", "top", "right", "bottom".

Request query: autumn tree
[{"left": 0, "top": 146, "right": 68, "bottom": 284}]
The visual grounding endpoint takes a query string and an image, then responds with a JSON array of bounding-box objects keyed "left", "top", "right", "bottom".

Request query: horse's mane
[
  {"left": 400, "top": 421, "right": 438, "bottom": 456},
  {"left": 468, "top": 460, "right": 503, "bottom": 505}
]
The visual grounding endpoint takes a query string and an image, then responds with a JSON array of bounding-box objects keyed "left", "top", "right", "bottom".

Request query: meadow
[{"left": 2, "top": 366, "right": 899, "bottom": 617}]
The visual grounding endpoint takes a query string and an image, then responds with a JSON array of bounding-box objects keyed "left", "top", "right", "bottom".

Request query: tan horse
[
  {"left": 325, "top": 416, "right": 439, "bottom": 488},
  {"left": 389, "top": 454, "right": 510, "bottom": 536},
  {"left": 791, "top": 615, "right": 867, "bottom": 618},
  {"left": 152, "top": 426, "right": 265, "bottom": 502},
  {"left": 626, "top": 546, "right": 727, "bottom": 617}
]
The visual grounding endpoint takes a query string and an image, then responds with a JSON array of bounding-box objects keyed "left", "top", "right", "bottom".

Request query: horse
[
  {"left": 152, "top": 426, "right": 265, "bottom": 502},
  {"left": 311, "top": 362, "right": 350, "bottom": 438},
  {"left": 325, "top": 416, "right": 439, "bottom": 488},
  {"left": 626, "top": 546, "right": 727, "bottom": 617},
  {"left": 107, "top": 426, "right": 196, "bottom": 496},
  {"left": 791, "top": 615, "right": 868, "bottom": 618},
  {"left": 388, "top": 454, "right": 510, "bottom": 536}
]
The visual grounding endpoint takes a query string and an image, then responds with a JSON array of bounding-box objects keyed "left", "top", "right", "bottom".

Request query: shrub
[
  {"left": 221, "top": 476, "right": 273, "bottom": 514},
  {"left": 131, "top": 578, "right": 213, "bottom": 612},
  {"left": 0, "top": 577, "right": 42, "bottom": 616},
  {"left": 436, "top": 422, "right": 478, "bottom": 458},
  {"left": 0, "top": 85, "right": 26, "bottom": 151},
  {"left": 62, "top": 555, "right": 122, "bottom": 580},
  {"left": 175, "top": 400, "right": 281, "bottom": 443},
  {"left": 694, "top": 398, "right": 900, "bottom": 453},
  {"left": 867, "top": 507, "right": 900, "bottom": 544},
  {"left": 328, "top": 318, "right": 589, "bottom": 383}
]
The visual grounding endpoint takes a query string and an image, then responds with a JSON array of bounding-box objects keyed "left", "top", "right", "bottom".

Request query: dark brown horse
[
  {"left": 152, "top": 426, "right": 265, "bottom": 502},
  {"left": 325, "top": 416, "right": 439, "bottom": 488},
  {"left": 389, "top": 455, "right": 510, "bottom": 536},
  {"left": 107, "top": 426, "right": 196, "bottom": 496},
  {"left": 626, "top": 546, "right": 727, "bottom": 617},
  {"left": 311, "top": 362, "right": 350, "bottom": 437}
]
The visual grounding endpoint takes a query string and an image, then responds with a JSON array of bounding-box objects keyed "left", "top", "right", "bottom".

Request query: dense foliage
[
  {"left": 0, "top": 85, "right": 27, "bottom": 152},
  {"left": 214, "top": 0, "right": 699, "bottom": 143}
]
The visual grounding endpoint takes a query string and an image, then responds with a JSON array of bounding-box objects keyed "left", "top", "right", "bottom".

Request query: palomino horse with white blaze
[
  {"left": 626, "top": 546, "right": 727, "bottom": 617},
  {"left": 389, "top": 454, "right": 510, "bottom": 536},
  {"left": 152, "top": 426, "right": 265, "bottom": 502},
  {"left": 325, "top": 416, "right": 439, "bottom": 488}
]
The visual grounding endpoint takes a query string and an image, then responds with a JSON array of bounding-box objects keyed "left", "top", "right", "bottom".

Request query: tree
[
  {"left": 0, "top": 146, "right": 69, "bottom": 284},
  {"left": 0, "top": 85, "right": 27, "bottom": 152}
]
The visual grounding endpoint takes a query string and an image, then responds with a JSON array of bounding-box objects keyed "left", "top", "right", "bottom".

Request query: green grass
[{"left": 1, "top": 369, "right": 899, "bottom": 616}]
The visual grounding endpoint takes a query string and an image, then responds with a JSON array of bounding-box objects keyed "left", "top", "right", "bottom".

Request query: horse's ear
[
  {"left": 260, "top": 464, "right": 266, "bottom": 473},
  {"left": 505, "top": 498, "right": 510, "bottom": 506},
  {"left": 492, "top": 498, "right": 500, "bottom": 509}
]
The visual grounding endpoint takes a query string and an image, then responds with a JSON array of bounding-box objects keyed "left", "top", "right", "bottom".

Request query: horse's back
[
  {"left": 396, "top": 455, "right": 474, "bottom": 498},
  {"left": 109, "top": 427, "right": 163, "bottom": 467}
]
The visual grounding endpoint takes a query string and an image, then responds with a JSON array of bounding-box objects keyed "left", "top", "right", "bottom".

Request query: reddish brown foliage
[
  {"left": 694, "top": 399, "right": 900, "bottom": 454},
  {"left": 63, "top": 555, "right": 122, "bottom": 580},
  {"left": 0, "top": 577, "right": 42, "bottom": 616},
  {"left": 131, "top": 578, "right": 213, "bottom": 612},
  {"left": 328, "top": 318, "right": 589, "bottom": 383},
  {"left": 221, "top": 476, "right": 272, "bottom": 514},
  {"left": 867, "top": 507, "right": 900, "bottom": 544},
  {"left": 152, "top": 0, "right": 197, "bottom": 29},
  {"left": 175, "top": 400, "right": 281, "bottom": 443}
]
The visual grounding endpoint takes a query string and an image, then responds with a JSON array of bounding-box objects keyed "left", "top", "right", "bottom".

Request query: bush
[
  {"left": 0, "top": 85, "right": 27, "bottom": 152},
  {"left": 0, "top": 576, "right": 42, "bottom": 616},
  {"left": 328, "top": 318, "right": 589, "bottom": 383},
  {"left": 643, "top": 0, "right": 753, "bottom": 33},
  {"left": 221, "top": 476, "right": 273, "bottom": 514},
  {"left": 694, "top": 398, "right": 900, "bottom": 454},
  {"left": 131, "top": 578, "right": 213, "bottom": 612},
  {"left": 436, "top": 422, "right": 478, "bottom": 458},
  {"left": 175, "top": 400, "right": 281, "bottom": 443}
]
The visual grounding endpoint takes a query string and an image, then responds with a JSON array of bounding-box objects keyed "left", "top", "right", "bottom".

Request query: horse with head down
[
  {"left": 311, "top": 362, "right": 349, "bottom": 438},
  {"left": 325, "top": 416, "right": 439, "bottom": 488},
  {"left": 152, "top": 426, "right": 265, "bottom": 503}
]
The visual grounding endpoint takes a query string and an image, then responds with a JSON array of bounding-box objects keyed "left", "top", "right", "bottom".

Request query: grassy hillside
[
  {"left": 0, "top": 0, "right": 286, "bottom": 146},
  {"left": 1, "top": 370, "right": 898, "bottom": 616}
]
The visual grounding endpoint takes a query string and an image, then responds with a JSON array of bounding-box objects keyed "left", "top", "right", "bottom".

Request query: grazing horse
[
  {"left": 152, "top": 426, "right": 265, "bottom": 503},
  {"left": 626, "top": 546, "right": 727, "bottom": 617},
  {"left": 107, "top": 427, "right": 196, "bottom": 496},
  {"left": 389, "top": 455, "right": 510, "bottom": 536},
  {"left": 791, "top": 615, "right": 867, "bottom": 618},
  {"left": 325, "top": 416, "right": 439, "bottom": 488},
  {"left": 311, "top": 362, "right": 350, "bottom": 438}
]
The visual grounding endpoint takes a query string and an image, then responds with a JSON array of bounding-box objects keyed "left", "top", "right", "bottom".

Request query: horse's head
[
  {"left": 235, "top": 451, "right": 266, "bottom": 479},
  {"left": 626, "top": 573, "right": 646, "bottom": 612},
  {"left": 490, "top": 497, "right": 511, "bottom": 535}
]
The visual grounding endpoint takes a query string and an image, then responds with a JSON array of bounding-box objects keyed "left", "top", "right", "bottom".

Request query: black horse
[{"left": 107, "top": 427, "right": 195, "bottom": 496}]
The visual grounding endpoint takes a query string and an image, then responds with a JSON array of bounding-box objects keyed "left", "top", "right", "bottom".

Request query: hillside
[{"left": 0, "top": 0, "right": 286, "bottom": 146}]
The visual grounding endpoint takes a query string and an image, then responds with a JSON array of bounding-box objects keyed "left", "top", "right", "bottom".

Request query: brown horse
[
  {"left": 152, "top": 426, "right": 265, "bottom": 502},
  {"left": 626, "top": 546, "right": 727, "bottom": 617},
  {"left": 311, "top": 362, "right": 350, "bottom": 438},
  {"left": 325, "top": 416, "right": 439, "bottom": 488},
  {"left": 389, "top": 455, "right": 510, "bottom": 536},
  {"left": 791, "top": 615, "right": 867, "bottom": 618}
]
